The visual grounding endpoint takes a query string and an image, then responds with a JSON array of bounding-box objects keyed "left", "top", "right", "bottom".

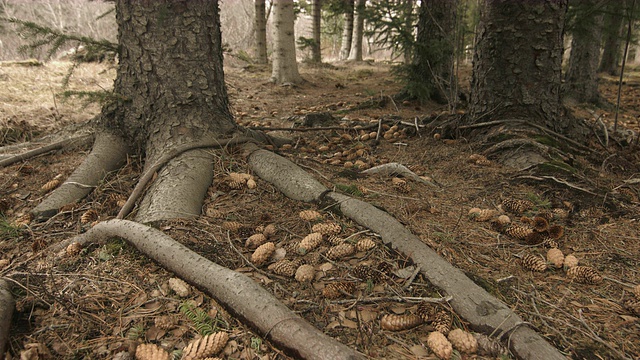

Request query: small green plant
[
  {"left": 250, "top": 337, "right": 262, "bottom": 352},
  {"left": 0, "top": 218, "right": 21, "bottom": 239},
  {"left": 179, "top": 302, "right": 222, "bottom": 336},
  {"left": 525, "top": 193, "right": 552, "bottom": 209},
  {"left": 335, "top": 184, "right": 363, "bottom": 197},
  {"left": 127, "top": 324, "right": 145, "bottom": 340}
]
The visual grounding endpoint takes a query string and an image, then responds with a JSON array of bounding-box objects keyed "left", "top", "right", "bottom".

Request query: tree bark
[
  {"left": 271, "top": 0, "right": 303, "bottom": 84},
  {"left": 599, "top": 2, "right": 625, "bottom": 75},
  {"left": 255, "top": 0, "right": 268, "bottom": 64},
  {"left": 348, "top": 0, "right": 365, "bottom": 61},
  {"left": 339, "top": 0, "right": 355, "bottom": 60},
  {"left": 110, "top": 0, "right": 238, "bottom": 222},
  {"left": 311, "top": 0, "right": 322, "bottom": 63},
  {"left": 402, "top": 0, "right": 414, "bottom": 64},
  {"left": 564, "top": 0, "right": 604, "bottom": 104},
  {"left": 413, "top": 0, "right": 457, "bottom": 103},
  {"left": 0, "top": 278, "right": 13, "bottom": 358},
  {"left": 469, "top": 0, "right": 569, "bottom": 134}
]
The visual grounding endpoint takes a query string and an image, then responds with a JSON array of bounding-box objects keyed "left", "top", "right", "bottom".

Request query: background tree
[
  {"left": 254, "top": 0, "right": 268, "bottom": 64},
  {"left": 339, "top": 0, "right": 354, "bottom": 60},
  {"left": 599, "top": 2, "right": 627, "bottom": 75},
  {"left": 271, "top": 0, "right": 303, "bottom": 83},
  {"left": 310, "top": 0, "right": 322, "bottom": 62},
  {"left": 348, "top": 0, "right": 365, "bottom": 61},
  {"left": 564, "top": 0, "right": 605, "bottom": 105}
]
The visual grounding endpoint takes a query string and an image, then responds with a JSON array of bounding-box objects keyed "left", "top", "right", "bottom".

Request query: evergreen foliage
[{"left": 179, "top": 302, "right": 226, "bottom": 336}]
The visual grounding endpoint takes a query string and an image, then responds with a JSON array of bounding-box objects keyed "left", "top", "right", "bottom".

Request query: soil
[{"left": 1, "top": 59, "right": 639, "bottom": 360}]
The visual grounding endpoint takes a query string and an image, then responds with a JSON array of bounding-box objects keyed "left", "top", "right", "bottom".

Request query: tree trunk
[
  {"left": 412, "top": 0, "right": 457, "bottom": 103},
  {"left": 339, "top": 0, "right": 354, "bottom": 60},
  {"left": 311, "top": 0, "right": 322, "bottom": 63},
  {"left": 271, "top": 0, "right": 303, "bottom": 84},
  {"left": 255, "top": 0, "right": 268, "bottom": 64},
  {"left": 470, "top": 0, "right": 567, "bottom": 133},
  {"left": 564, "top": 0, "right": 604, "bottom": 104},
  {"left": 348, "top": 0, "right": 365, "bottom": 61},
  {"left": 109, "top": 0, "right": 238, "bottom": 223},
  {"left": 402, "top": 0, "right": 414, "bottom": 64},
  {"left": 599, "top": 3, "right": 624, "bottom": 75}
]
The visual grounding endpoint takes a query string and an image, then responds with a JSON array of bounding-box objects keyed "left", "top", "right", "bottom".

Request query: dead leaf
[
  {"left": 145, "top": 325, "right": 166, "bottom": 341},
  {"left": 410, "top": 344, "right": 429, "bottom": 358},
  {"left": 393, "top": 265, "right": 416, "bottom": 279},
  {"left": 319, "top": 262, "right": 334, "bottom": 272}
]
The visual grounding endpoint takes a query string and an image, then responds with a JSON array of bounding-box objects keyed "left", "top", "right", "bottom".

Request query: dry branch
[
  {"left": 55, "top": 219, "right": 364, "bottom": 360},
  {"left": 0, "top": 278, "right": 14, "bottom": 357},
  {"left": 246, "top": 146, "right": 566, "bottom": 360},
  {"left": 0, "top": 134, "right": 93, "bottom": 168},
  {"left": 361, "top": 162, "right": 440, "bottom": 188}
]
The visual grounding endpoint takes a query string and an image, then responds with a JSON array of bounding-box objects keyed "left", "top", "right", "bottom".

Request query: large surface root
[
  {"left": 0, "top": 278, "right": 14, "bottom": 357},
  {"left": 56, "top": 219, "right": 365, "bottom": 360},
  {"left": 246, "top": 145, "right": 566, "bottom": 360},
  {"left": 32, "top": 132, "right": 129, "bottom": 220}
]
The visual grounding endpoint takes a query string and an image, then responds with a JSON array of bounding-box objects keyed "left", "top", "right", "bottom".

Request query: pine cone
[
  {"left": 135, "top": 344, "right": 170, "bottom": 360},
  {"left": 221, "top": 221, "right": 243, "bottom": 232},
  {"left": 547, "top": 224, "right": 564, "bottom": 239},
  {"left": 380, "top": 313, "right": 423, "bottom": 331},
  {"left": 322, "top": 282, "right": 355, "bottom": 299},
  {"left": 181, "top": 332, "right": 228, "bottom": 360},
  {"left": 80, "top": 209, "right": 99, "bottom": 224},
  {"left": 391, "top": 177, "right": 410, "bottom": 193},
  {"left": 521, "top": 254, "right": 547, "bottom": 272},
  {"left": 246, "top": 178, "right": 257, "bottom": 189},
  {"left": 352, "top": 265, "right": 377, "bottom": 282},
  {"left": 295, "top": 264, "right": 315, "bottom": 283},
  {"left": 563, "top": 254, "right": 579, "bottom": 269},
  {"left": 433, "top": 309, "right": 452, "bottom": 335},
  {"left": 624, "top": 298, "right": 640, "bottom": 316},
  {"left": 311, "top": 221, "right": 342, "bottom": 235},
  {"left": 426, "top": 331, "right": 453, "bottom": 360},
  {"left": 495, "top": 215, "right": 511, "bottom": 226},
  {"left": 541, "top": 238, "right": 559, "bottom": 249},
  {"left": 546, "top": 248, "right": 564, "bottom": 268},
  {"left": 355, "top": 237, "right": 376, "bottom": 252},
  {"left": 552, "top": 208, "right": 569, "bottom": 219},
  {"left": 377, "top": 262, "right": 392, "bottom": 278},
  {"left": 503, "top": 224, "right": 534, "bottom": 240},
  {"left": 65, "top": 242, "right": 83, "bottom": 256},
  {"left": 448, "top": 328, "right": 478, "bottom": 354},
  {"left": 298, "top": 232, "right": 323, "bottom": 253},
  {"left": 567, "top": 266, "right": 602, "bottom": 284},
  {"left": 417, "top": 301, "right": 435, "bottom": 322},
  {"left": 474, "top": 333, "right": 508, "bottom": 357},
  {"left": 245, "top": 233, "right": 268, "bottom": 249},
  {"left": 524, "top": 231, "right": 547, "bottom": 245},
  {"left": 299, "top": 210, "right": 323, "bottom": 222},
  {"left": 536, "top": 211, "right": 554, "bottom": 222},
  {"left": 251, "top": 242, "right": 275, "bottom": 266},
  {"left": 154, "top": 315, "right": 177, "bottom": 330},
  {"left": 326, "top": 243, "right": 355, "bottom": 260},
  {"left": 262, "top": 224, "right": 277, "bottom": 238},
  {"left": 227, "top": 179, "right": 245, "bottom": 190},
  {"left": 268, "top": 259, "right": 298, "bottom": 277},
  {"left": 501, "top": 198, "right": 533, "bottom": 214},
  {"left": 168, "top": 278, "right": 191, "bottom": 297},
  {"left": 468, "top": 208, "right": 499, "bottom": 222},
  {"left": 41, "top": 178, "right": 61, "bottom": 193},
  {"left": 326, "top": 235, "right": 344, "bottom": 245}
]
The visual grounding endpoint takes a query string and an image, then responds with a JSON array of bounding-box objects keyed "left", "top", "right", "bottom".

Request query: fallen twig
[
  {"left": 516, "top": 175, "right": 600, "bottom": 196},
  {"left": 361, "top": 162, "right": 440, "bottom": 188},
  {"left": 330, "top": 295, "right": 453, "bottom": 305},
  {"left": 0, "top": 134, "right": 93, "bottom": 167}
]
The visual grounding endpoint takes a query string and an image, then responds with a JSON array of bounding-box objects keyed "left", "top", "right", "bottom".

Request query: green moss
[
  {"left": 537, "top": 160, "right": 577, "bottom": 174},
  {"left": 335, "top": 183, "right": 363, "bottom": 197}
]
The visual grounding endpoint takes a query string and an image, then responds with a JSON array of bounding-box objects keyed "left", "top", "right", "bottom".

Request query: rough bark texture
[
  {"left": 0, "top": 278, "right": 13, "bottom": 357},
  {"left": 32, "top": 133, "right": 128, "bottom": 219},
  {"left": 413, "top": 0, "right": 457, "bottom": 103},
  {"left": 311, "top": 0, "right": 322, "bottom": 63},
  {"left": 348, "top": 0, "right": 365, "bottom": 61},
  {"left": 255, "top": 0, "right": 268, "bottom": 64},
  {"left": 599, "top": 2, "right": 625, "bottom": 75},
  {"left": 111, "top": 0, "right": 238, "bottom": 222},
  {"left": 470, "top": 0, "right": 568, "bottom": 133},
  {"left": 246, "top": 146, "right": 566, "bottom": 360},
  {"left": 403, "top": 0, "right": 414, "bottom": 65},
  {"left": 339, "top": 0, "right": 355, "bottom": 60},
  {"left": 271, "top": 0, "right": 303, "bottom": 84},
  {"left": 564, "top": 0, "right": 604, "bottom": 104},
  {"left": 65, "top": 220, "right": 364, "bottom": 360}
]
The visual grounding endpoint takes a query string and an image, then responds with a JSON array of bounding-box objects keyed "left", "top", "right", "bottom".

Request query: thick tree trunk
[
  {"left": 564, "top": 0, "right": 604, "bottom": 104},
  {"left": 0, "top": 279, "right": 13, "bottom": 357},
  {"left": 311, "top": 0, "right": 322, "bottom": 63},
  {"left": 599, "top": 3, "right": 625, "bottom": 75},
  {"left": 255, "top": 0, "right": 268, "bottom": 64},
  {"left": 339, "top": 0, "right": 354, "bottom": 60},
  {"left": 470, "top": 0, "right": 567, "bottom": 133},
  {"left": 402, "top": 0, "right": 414, "bottom": 65},
  {"left": 348, "top": 0, "right": 365, "bottom": 61},
  {"left": 271, "top": 0, "right": 303, "bottom": 84},
  {"left": 413, "top": 0, "right": 457, "bottom": 103},
  {"left": 110, "top": 0, "right": 238, "bottom": 222}
]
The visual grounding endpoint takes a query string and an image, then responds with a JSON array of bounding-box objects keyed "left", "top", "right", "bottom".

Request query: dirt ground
[{"left": 0, "top": 59, "right": 639, "bottom": 360}]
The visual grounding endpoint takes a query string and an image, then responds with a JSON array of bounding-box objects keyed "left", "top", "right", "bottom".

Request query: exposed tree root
[
  {"left": 246, "top": 146, "right": 566, "bottom": 360},
  {"left": 361, "top": 162, "right": 441, "bottom": 188},
  {"left": 32, "top": 133, "right": 130, "bottom": 220},
  {"left": 0, "top": 134, "right": 93, "bottom": 168},
  {"left": 118, "top": 136, "right": 255, "bottom": 220},
  {"left": 0, "top": 278, "right": 14, "bottom": 357},
  {"left": 53, "top": 219, "right": 365, "bottom": 360}
]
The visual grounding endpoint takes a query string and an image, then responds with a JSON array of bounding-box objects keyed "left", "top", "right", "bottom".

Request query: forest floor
[{"left": 0, "top": 58, "right": 639, "bottom": 360}]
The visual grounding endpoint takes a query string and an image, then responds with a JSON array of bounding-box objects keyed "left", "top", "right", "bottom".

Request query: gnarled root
[
  {"left": 52, "top": 219, "right": 364, "bottom": 360},
  {"left": 32, "top": 132, "right": 129, "bottom": 220},
  {"left": 0, "top": 278, "right": 14, "bottom": 357}
]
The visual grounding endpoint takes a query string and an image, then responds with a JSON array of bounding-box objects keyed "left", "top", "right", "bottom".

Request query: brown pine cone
[
  {"left": 521, "top": 254, "right": 547, "bottom": 272},
  {"left": 566, "top": 266, "right": 602, "bottom": 284},
  {"left": 326, "top": 243, "right": 355, "bottom": 260},
  {"left": 501, "top": 198, "right": 533, "bottom": 214},
  {"left": 380, "top": 313, "right": 423, "bottom": 331},
  {"left": 427, "top": 331, "right": 453, "bottom": 360},
  {"left": 547, "top": 224, "right": 564, "bottom": 239},
  {"left": 468, "top": 208, "right": 499, "bottom": 222},
  {"left": 377, "top": 262, "right": 392, "bottom": 278},
  {"left": 417, "top": 301, "right": 435, "bottom": 322},
  {"left": 433, "top": 309, "right": 452, "bottom": 335},
  {"left": 352, "top": 265, "right": 377, "bottom": 282},
  {"left": 503, "top": 224, "right": 534, "bottom": 240},
  {"left": 135, "top": 344, "right": 170, "bottom": 360},
  {"left": 295, "top": 264, "right": 315, "bottom": 283},
  {"left": 312, "top": 221, "right": 342, "bottom": 235},
  {"left": 355, "top": 237, "right": 376, "bottom": 252},
  {"left": 181, "top": 332, "right": 228, "bottom": 360},
  {"left": 326, "top": 235, "right": 344, "bottom": 245},
  {"left": 268, "top": 259, "right": 298, "bottom": 277},
  {"left": 322, "top": 282, "right": 356, "bottom": 299},
  {"left": 546, "top": 248, "right": 564, "bottom": 268},
  {"left": 298, "top": 232, "right": 324, "bottom": 253},
  {"left": 532, "top": 216, "right": 549, "bottom": 232},
  {"left": 448, "top": 328, "right": 478, "bottom": 354},
  {"left": 245, "top": 233, "right": 268, "bottom": 249},
  {"left": 563, "top": 254, "right": 579, "bottom": 269},
  {"left": 251, "top": 242, "right": 275, "bottom": 266},
  {"left": 299, "top": 209, "right": 323, "bottom": 221}
]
